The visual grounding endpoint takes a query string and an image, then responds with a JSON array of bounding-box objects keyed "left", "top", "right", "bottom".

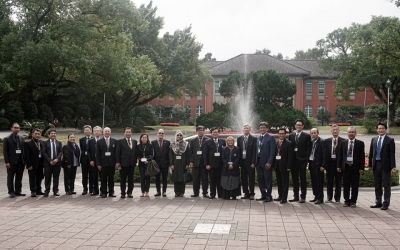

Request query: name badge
[
  {"left": 276, "top": 156, "right": 281, "bottom": 160},
  {"left": 16, "top": 150, "right": 21, "bottom": 154},
  {"left": 243, "top": 150, "right": 246, "bottom": 156},
  {"left": 176, "top": 156, "right": 182, "bottom": 160},
  {"left": 197, "top": 151, "right": 202, "bottom": 155},
  {"left": 214, "top": 152, "right": 220, "bottom": 157},
  {"left": 85, "top": 151, "right": 88, "bottom": 155},
  {"left": 346, "top": 157, "right": 353, "bottom": 162},
  {"left": 294, "top": 148, "right": 298, "bottom": 152},
  {"left": 38, "top": 154, "right": 42, "bottom": 158},
  {"left": 331, "top": 154, "right": 336, "bottom": 159},
  {"left": 309, "top": 156, "right": 314, "bottom": 161},
  {"left": 258, "top": 149, "right": 260, "bottom": 154},
  {"left": 228, "top": 162, "right": 233, "bottom": 165},
  {"left": 140, "top": 158, "right": 147, "bottom": 162},
  {"left": 105, "top": 152, "right": 111, "bottom": 156}
]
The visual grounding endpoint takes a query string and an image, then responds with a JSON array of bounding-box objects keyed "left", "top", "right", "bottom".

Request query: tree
[
  {"left": 4, "top": 101, "right": 24, "bottom": 123},
  {"left": 293, "top": 48, "right": 324, "bottom": 60},
  {"left": 172, "top": 104, "right": 188, "bottom": 122},
  {"left": 201, "top": 53, "right": 216, "bottom": 62},
  {"left": 319, "top": 16, "right": 400, "bottom": 124},
  {"left": 317, "top": 108, "right": 331, "bottom": 125},
  {"left": 255, "top": 48, "right": 271, "bottom": 55}
]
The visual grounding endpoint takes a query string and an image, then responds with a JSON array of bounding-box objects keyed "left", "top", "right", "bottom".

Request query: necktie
[
  {"left": 158, "top": 140, "right": 162, "bottom": 151},
  {"left": 106, "top": 138, "right": 109, "bottom": 148},
  {"left": 295, "top": 133, "right": 300, "bottom": 143},
  {"left": 215, "top": 140, "right": 218, "bottom": 150},
  {"left": 128, "top": 139, "right": 131, "bottom": 148},
  {"left": 244, "top": 136, "right": 248, "bottom": 147},
  {"left": 15, "top": 135, "right": 20, "bottom": 149},
  {"left": 348, "top": 140, "right": 353, "bottom": 157},
  {"left": 51, "top": 140, "right": 55, "bottom": 159},
  {"left": 199, "top": 137, "right": 202, "bottom": 146},
  {"left": 333, "top": 138, "right": 337, "bottom": 154},
  {"left": 86, "top": 137, "right": 89, "bottom": 146},
  {"left": 277, "top": 140, "right": 282, "bottom": 156},
  {"left": 376, "top": 136, "right": 382, "bottom": 159}
]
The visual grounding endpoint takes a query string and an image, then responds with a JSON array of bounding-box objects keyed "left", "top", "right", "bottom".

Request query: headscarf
[{"left": 170, "top": 130, "right": 188, "bottom": 155}]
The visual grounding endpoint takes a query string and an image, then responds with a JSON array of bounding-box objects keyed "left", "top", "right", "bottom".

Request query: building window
[
  {"left": 214, "top": 81, "right": 221, "bottom": 94},
  {"left": 158, "top": 106, "right": 163, "bottom": 118},
  {"left": 197, "top": 91, "right": 202, "bottom": 100},
  {"left": 196, "top": 105, "right": 203, "bottom": 117},
  {"left": 304, "top": 105, "right": 312, "bottom": 117},
  {"left": 318, "top": 81, "right": 325, "bottom": 95},
  {"left": 185, "top": 89, "right": 190, "bottom": 100},
  {"left": 306, "top": 81, "right": 312, "bottom": 95},
  {"left": 157, "top": 95, "right": 163, "bottom": 101},
  {"left": 168, "top": 95, "right": 173, "bottom": 100},
  {"left": 318, "top": 105, "right": 325, "bottom": 111},
  {"left": 185, "top": 105, "right": 191, "bottom": 118},
  {"left": 350, "top": 92, "right": 355, "bottom": 100}
]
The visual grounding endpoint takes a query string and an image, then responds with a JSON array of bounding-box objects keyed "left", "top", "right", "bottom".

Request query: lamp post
[{"left": 386, "top": 79, "right": 391, "bottom": 134}]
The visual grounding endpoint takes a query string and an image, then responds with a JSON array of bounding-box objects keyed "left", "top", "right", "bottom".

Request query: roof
[
  {"left": 284, "top": 60, "right": 331, "bottom": 78},
  {"left": 202, "top": 61, "right": 223, "bottom": 68},
  {"left": 209, "top": 54, "right": 310, "bottom": 76}
]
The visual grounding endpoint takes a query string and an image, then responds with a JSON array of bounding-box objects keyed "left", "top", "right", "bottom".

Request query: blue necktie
[{"left": 376, "top": 137, "right": 382, "bottom": 159}]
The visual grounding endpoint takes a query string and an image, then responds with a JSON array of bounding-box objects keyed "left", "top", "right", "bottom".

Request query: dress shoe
[
  {"left": 101, "top": 193, "right": 107, "bottom": 198},
  {"left": 53, "top": 192, "right": 60, "bottom": 196},
  {"left": 335, "top": 200, "right": 340, "bottom": 203},
  {"left": 36, "top": 191, "right": 45, "bottom": 195},
  {"left": 82, "top": 190, "right": 88, "bottom": 195},
  {"left": 381, "top": 206, "right": 389, "bottom": 210},
  {"left": 163, "top": 193, "right": 167, "bottom": 197},
  {"left": 154, "top": 193, "right": 161, "bottom": 197},
  {"left": 256, "top": 197, "right": 266, "bottom": 201},
  {"left": 325, "top": 199, "right": 332, "bottom": 203},
  {"left": 9, "top": 193, "right": 15, "bottom": 198},
  {"left": 91, "top": 192, "right": 99, "bottom": 196},
  {"left": 241, "top": 195, "right": 250, "bottom": 199},
  {"left": 109, "top": 193, "right": 116, "bottom": 197},
  {"left": 280, "top": 200, "right": 287, "bottom": 204},
  {"left": 289, "top": 197, "right": 299, "bottom": 202},
  {"left": 121, "top": 194, "right": 126, "bottom": 198},
  {"left": 350, "top": 203, "right": 356, "bottom": 208},
  {"left": 44, "top": 192, "right": 49, "bottom": 197},
  {"left": 203, "top": 194, "right": 209, "bottom": 198},
  {"left": 309, "top": 198, "right": 316, "bottom": 202},
  {"left": 66, "top": 192, "right": 72, "bottom": 195},
  {"left": 128, "top": 194, "right": 133, "bottom": 198},
  {"left": 249, "top": 195, "right": 255, "bottom": 200},
  {"left": 370, "top": 203, "right": 382, "bottom": 208},
  {"left": 314, "top": 200, "right": 323, "bottom": 204},
  {"left": 299, "top": 198, "right": 305, "bottom": 203},
  {"left": 31, "top": 192, "right": 36, "bottom": 197},
  {"left": 209, "top": 196, "right": 215, "bottom": 199},
  {"left": 343, "top": 202, "right": 350, "bottom": 207},
  {"left": 264, "top": 198, "right": 272, "bottom": 202},
  {"left": 191, "top": 194, "right": 199, "bottom": 197},
  {"left": 179, "top": 194, "right": 184, "bottom": 197},
  {"left": 232, "top": 196, "right": 237, "bottom": 200},
  {"left": 274, "top": 197, "right": 282, "bottom": 201},
  {"left": 15, "top": 193, "right": 26, "bottom": 196}
]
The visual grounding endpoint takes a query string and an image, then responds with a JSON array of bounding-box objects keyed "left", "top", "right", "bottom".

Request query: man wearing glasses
[
  {"left": 151, "top": 129, "right": 170, "bottom": 197},
  {"left": 3, "top": 123, "right": 25, "bottom": 198}
]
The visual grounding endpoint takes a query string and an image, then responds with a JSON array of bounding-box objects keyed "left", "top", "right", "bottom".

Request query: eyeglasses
[
  {"left": 13, "top": 127, "right": 20, "bottom": 129},
  {"left": 177, "top": 134, "right": 183, "bottom": 137},
  {"left": 158, "top": 133, "right": 164, "bottom": 134}
]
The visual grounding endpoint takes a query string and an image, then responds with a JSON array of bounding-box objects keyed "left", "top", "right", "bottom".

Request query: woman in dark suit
[
  {"left": 221, "top": 136, "right": 241, "bottom": 200},
  {"left": 136, "top": 134, "right": 154, "bottom": 197},
  {"left": 62, "top": 134, "right": 81, "bottom": 195}
]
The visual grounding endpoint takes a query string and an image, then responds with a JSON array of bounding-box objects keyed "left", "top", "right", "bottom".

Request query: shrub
[
  {"left": 5, "top": 100, "right": 24, "bottom": 123},
  {"left": 363, "top": 119, "right": 377, "bottom": 134},
  {"left": 21, "top": 102, "right": 38, "bottom": 120},
  {"left": 0, "top": 117, "right": 10, "bottom": 130},
  {"left": 38, "top": 104, "right": 53, "bottom": 122}
]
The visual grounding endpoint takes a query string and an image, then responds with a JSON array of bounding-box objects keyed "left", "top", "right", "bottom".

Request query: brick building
[{"left": 149, "top": 54, "right": 382, "bottom": 120}]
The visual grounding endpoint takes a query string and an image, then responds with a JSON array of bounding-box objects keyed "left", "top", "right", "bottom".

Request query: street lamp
[{"left": 386, "top": 79, "right": 391, "bottom": 134}]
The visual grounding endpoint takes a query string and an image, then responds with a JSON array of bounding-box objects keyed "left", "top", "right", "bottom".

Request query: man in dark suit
[
  {"left": 3, "top": 122, "right": 25, "bottom": 198},
  {"left": 273, "top": 128, "right": 293, "bottom": 204},
  {"left": 116, "top": 127, "right": 137, "bottom": 198},
  {"left": 152, "top": 129, "right": 170, "bottom": 197},
  {"left": 323, "top": 124, "right": 344, "bottom": 203},
  {"left": 189, "top": 126, "right": 209, "bottom": 198},
  {"left": 368, "top": 122, "right": 396, "bottom": 210},
  {"left": 96, "top": 127, "right": 117, "bottom": 198},
  {"left": 255, "top": 122, "right": 276, "bottom": 202},
  {"left": 42, "top": 129, "right": 63, "bottom": 197},
  {"left": 309, "top": 128, "right": 324, "bottom": 204},
  {"left": 88, "top": 126, "right": 102, "bottom": 195},
  {"left": 79, "top": 125, "right": 93, "bottom": 195},
  {"left": 24, "top": 128, "right": 44, "bottom": 197},
  {"left": 288, "top": 119, "right": 311, "bottom": 203},
  {"left": 203, "top": 127, "right": 226, "bottom": 199},
  {"left": 237, "top": 124, "right": 257, "bottom": 200},
  {"left": 337, "top": 126, "right": 365, "bottom": 208}
]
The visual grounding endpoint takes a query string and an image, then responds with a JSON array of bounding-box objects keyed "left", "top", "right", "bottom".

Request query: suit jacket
[
  {"left": 79, "top": 136, "right": 93, "bottom": 164},
  {"left": 221, "top": 146, "right": 241, "bottom": 176},
  {"left": 237, "top": 134, "right": 257, "bottom": 167},
  {"left": 189, "top": 136, "right": 209, "bottom": 167},
  {"left": 323, "top": 136, "right": 344, "bottom": 167},
  {"left": 3, "top": 133, "right": 25, "bottom": 165},
  {"left": 96, "top": 137, "right": 117, "bottom": 167},
  {"left": 87, "top": 137, "right": 100, "bottom": 165},
  {"left": 24, "top": 139, "right": 43, "bottom": 169},
  {"left": 203, "top": 138, "right": 226, "bottom": 168},
  {"left": 289, "top": 131, "right": 311, "bottom": 161},
  {"left": 368, "top": 135, "right": 396, "bottom": 172},
  {"left": 273, "top": 139, "right": 293, "bottom": 170},
  {"left": 136, "top": 143, "right": 154, "bottom": 168},
  {"left": 255, "top": 133, "right": 276, "bottom": 166},
  {"left": 62, "top": 143, "right": 81, "bottom": 168},
  {"left": 151, "top": 139, "right": 170, "bottom": 168},
  {"left": 310, "top": 137, "right": 324, "bottom": 167},
  {"left": 337, "top": 139, "right": 365, "bottom": 171},
  {"left": 116, "top": 138, "right": 137, "bottom": 167},
  {"left": 42, "top": 139, "right": 62, "bottom": 167}
]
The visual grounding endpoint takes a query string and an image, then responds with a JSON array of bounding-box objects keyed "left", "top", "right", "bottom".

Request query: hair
[
  {"left": 330, "top": 124, "right": 339, "bottom": 129},
  {"left": 48, "top": 129, "right": 57, "bottom": 135},
  {"left": 67, "top": 133, "right": 75, "bottom": 139},
  {"left": 210, "top": 127, "right": 219, "bottom": 133},
  {"left": 347, "top": 126, "right": 357, "bottom": 132},
  {"left": 259, "top": 121, "right": 269, "bottom": 128},
  {"left": 11, "top": 122, "right": 19, "bottom": 128},
  {"left": 139, "top": 133, "right": 149, "bottom": 144},
  {"left": 278, "top": 127, "right": 286, "bottom": 134},
  {"left": 32, "top": 128, "right": 41, "bottom": 134},
  {"left": 124, "top": 127, "right": 132, "bottom": 132},
  {"left": 196, "top": 125, "right": 205, "bottom": 131},
  {"left": 376, "top": 122, "right": 387, "bottom": 129},
  {"left": 243, "top": 124, "right": 251, "bottom": 129},
  {"left": 226, "top": 136, "right": 235, "bottom": 142},
  {"left": 104, "top": 127, "right": 111, "bottom": 132},
  {"left": 295, "top": 119, "right": 304, "bottom": 125},
  {"left": 83, "top": 125, "right": 92, "bottom": 131},
  {"left": 93, "top": 126, "right": 102, "bottom": 132},
  {"left": 311, "top": 127, "right": 319, "bottom": 133}
]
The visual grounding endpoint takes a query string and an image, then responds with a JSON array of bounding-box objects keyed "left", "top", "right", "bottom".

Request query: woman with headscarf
[
  {"left": 62, "top": 134, "right": 81, "bottom": 195},
  {"left": 136, "top": 133, "right": 154, "bottom": 197},
  {"left": 221, "top": 136, "right": 241, "bottom": 200},
  {"left": 169, "top": 130, "right": 190, "bottom": 197}
]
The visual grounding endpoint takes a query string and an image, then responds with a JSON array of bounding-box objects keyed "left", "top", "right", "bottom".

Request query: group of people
[{"left": 2, "top": 120, "right": 396, "bottom": 210}]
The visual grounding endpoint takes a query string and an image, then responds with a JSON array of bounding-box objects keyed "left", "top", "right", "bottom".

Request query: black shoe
[
  {"left": 232, "top": 196, "right": 237, "bottom": 200},
  {"left": 343, "top": 202, "right": 350, "bottom": 207},
  {"left": 109, "top": 193, "right": 116, "bottom": 197},
  {"left": 71, "top": 191, "right": 76, "bottom": 195},
  {"left": 314, "top": 200, "right": 323, "bottom": 204},
  {"left": 66, "top": 192, "right": 72, "bottom": 195},
  {"left": 31, "top": 192, "right": 36, "bottom": 197},
  {"left": 241, "top": 194, "right": 250, "bottom": 199},
  {"left": 299, "top": 198, "right": 306, "bottom": 203},
  {"left": 289, "top": 197, "right": 299, "bottom": 202},
  {"left": 191, "top": 194, "right": 199, "bottom": 197},
  {"left": 128, "top": 194, "right": 133, "bottom": 198},
  {"left": 280, "top": 200, "right": 287, "bottom": 204},
  {"left": 121, "top": 194, "right": 126, "bottom": 198},
  {"left": 256, "top": 197, "right": 266, "bottom": 201},
  {"left": 44, "top": 192, "right": 49, "bottom": 197},
  {"left": 350, "top": 203, "right": 356, "bottom": 208},
  {"left": 162, "top": 193, "right": 167, "bottom": 197},
  {"left": 36, "top": 191, "right": 45, "bottom": 195},
  {"left": 91, "top": 192, "right": 99, "bottom": 196},
  {"left": 154, "top": 193, "right": 161, "bottom": 197},
  {"left": 370, "top": 203, "right": 382, "bottom": 208},
  {"left": 53, "top": 192, "right": 60, "bottom": 196},
  {"left": 175, "top": 194, "right": 179, "bottom": 197},
  {"left": 274, "top": 197, "right": 282, "bottom": 201},
  {"left": 15, "top": 193, "right": 26, "bottom": 196},
  {"left": 9, "top": 193, "right": 15, "bottom": 198},
  {"left": 309, "top": 198, "right": 317, "bottom": 202},
  {"left": 203, "top": 194, "right": 209, "bottom": 198},
  {"left": 101, "top": 193, "right": 107, "bottom": 198},
  {"left": 209, "top": 196, "right": 215, "bottom": 199},
  {"left": 264, "top": 198, "right": 272, "bottom": 202},
  {"left": 82, "top": 190, "right": 88, "bottom": 195},
  {"left": 381, "top": 206, "right": 389, "bottom": 210}
]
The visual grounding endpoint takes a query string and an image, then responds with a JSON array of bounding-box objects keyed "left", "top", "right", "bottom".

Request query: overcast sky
[{"left": 131, "top": 0, "right": 400, "bottom": 61}]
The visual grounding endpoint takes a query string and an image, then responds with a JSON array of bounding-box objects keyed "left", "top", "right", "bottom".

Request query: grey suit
[{"left": 3, "top": 133, "right": 25, "bottom": 194}]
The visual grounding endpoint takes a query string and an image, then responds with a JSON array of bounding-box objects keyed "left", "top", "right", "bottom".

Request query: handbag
[
  {"left": 183, "top": 172, "right": 193, "bottom": 183},
  {"left": 145, "top": 160, "right": 160, "bottom": 176}
]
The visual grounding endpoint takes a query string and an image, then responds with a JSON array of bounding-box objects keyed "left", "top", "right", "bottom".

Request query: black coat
[
  {"left": 24, "top": 139, "right": 43, "bottom": 169},
  {"left": 42, "top": 139, "right": 62, "bottom": 167},
  {"left": 322, "top": 136, "right": 344, "bottom": 167},
  {"left": 273, "top": 139, "right": 293, "bottom": 170},
  {"left": 87, "top": 138, "right": 99, "bottom": 165},
  {"left": 96, "top": 137, "right": 117, "bottom": 167},
  {"left": 79, "top": 136, "right": 93, "bottom": 164},
  {"left": 3, "top": 133, "right": 24, "bottom": 165},
  {"left": 288, "top": 131, "right": 311, "bottom": 161},
  {"left": 136, "top": 143, "right": 154, "bottom": 168},
  {"left": 151, "top": 139, "right": 170, "bottom": 168},
  {"left": 116, "top": 138, "right": 137, "bottom": 167},
  {"left": 203, "top": 138, "right": 226, "bottom": 168},
  {"left": 310, "top": 137, "right": 324, "bottom": 167},
  {"left": 221, "top": 146, "right": 241, "bottom": 176},
  {"left": 237, "top": 134, "right": 257, "bottom": 166},
  {"left": 62, "top": 143, "right": 81, "bottom": 168},
  {"left": 337, "top": 139, "right": 365, "bottom": 171},
  {"left": 189, "top": 136, "right": 209, "bottom": 167},
  {"left": 368, "top": 135, "right": 396, "bottom": 172}
]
